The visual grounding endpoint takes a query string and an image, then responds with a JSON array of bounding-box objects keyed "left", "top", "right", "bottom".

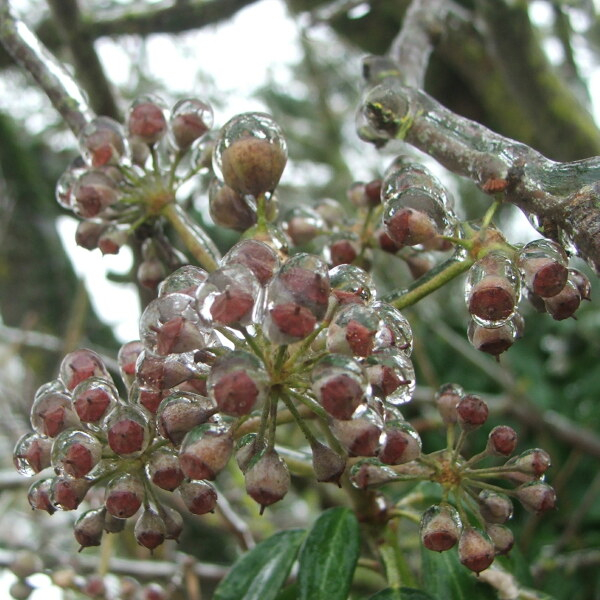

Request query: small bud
[
  {"left": 468, "top": 275, "right": 516, "bottom": 323},
  {"left": 208, "top": 180, "right": 257, "bottom": 231},
  {"left": 105, "top": 473, "right": 145, "bottom": 518},
  {"left": 487, "top": 425, "right": 517, "bottom": 456},
  {"left": 214, "top": 113, "right": 287, "bottom": 197},
  {"left": 162, "top": 505, "right": 184, "bottom": 540},
  {"left": 245, "top": 449, "right": 290, "bottom": 511},
  {"left": 27, "top": 479, "right": 56, "bottom": 514},
  {"left": 170, "top": 98, "right": 213, "bottom": 149},
  {"left": 74, "top": 507, "right": 106, "bottom": 550},
  {"left": 378, "top": 420, "right": 421, "bottom": 465},
  {"left": 468, "top": 318, "right": 518, "bottom": 357},
  {"left": 147, "top": 447, "right": 184, "bottom": 491},
  {"left": 331, "top": 409, "right": 383, "bottom": 457},
  {"left": 72, "top": 378, "right": 117, "bottom": 424},
  {"left": 52, "top": 430, "right": 102, "bottom": 478},
  {"left": 385, "top": 207, "right": 439, "bottom": 247},
  {"left": 59, "top": 349, "right": 109, "bottom": 391},
  {"left": 178, "top": 479, "right": 218, "bottom": 515},
  {"left": 544, "top": 280, "right": 581, "bottom": 320},
  {"left": 310, "top": 440, "right": 346, "bottom": 485},
  {"left": 516, "top": 482, "right": 556, "bottom": 513},
  {"left": 179, "top": 423, "right": 233, "bottom": 480},
  {"left": 51, "top": 477, "right": 91, "bottom": 510},
  {"left": 568, "top": 268, "right": 591, "bottom": 301},
  {"left": 13, "top": 433, "right": 52, "bottom": 475},
  {"left": 509, "top": 448, "right": 551, "bottom": 477},
  {"left": 128, "top": 98, "right": 167, "bottom": 144},
  {"left": 420, "top": 504, "right": 462, "bottom": 552},
  {"left": 486, "top": 524, "right": 514, "bottom": 555},
  {"left": 235, "top": 433, "right": 264, "bottom": 473},
  {"left": 458, "top": 528, "right": 495, "bottom": 574},
  {"left": 434, "top": 383, "right": 463, "bottom": 425},
  {"left": 103, "top": 512, "right": 126, "bottom": 533},
  {"left": 456, "top": 394, "right": 488, "bottom": 431},
  {"left": 134, "top": 508, "right": 166, "bottom": 551},
  {"left": 349, "top": 458, "right": 399, "bottom": 489},
  {"left": 157, "top": 392, "right": 216, "bottom": 445},
  {"left": 478, "top": 490, "right": 513, "bottom": 524},
  {"left": 105, "top": 406, "right": 151, "bottom": 457}
]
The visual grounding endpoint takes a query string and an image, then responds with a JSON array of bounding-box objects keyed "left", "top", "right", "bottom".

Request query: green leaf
[
  {"left": 214, "top": 529, "right": 305, "bottom": 600},
  {"left": 298, "top": 506, "right": 360, "bottom": 600},
  {"left": 421, "top": 547, "right": 495, "bottom": 600},
  {"left": 369, "top": 587, "right": 437, "bottom": 599},
  {"left": 274, "top": 583, "right": 300, "bottom": 600}
]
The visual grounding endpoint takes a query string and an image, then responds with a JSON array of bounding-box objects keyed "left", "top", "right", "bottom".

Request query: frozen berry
[{"left": 420, "top": 504, "right": 461, "bottom": 552}]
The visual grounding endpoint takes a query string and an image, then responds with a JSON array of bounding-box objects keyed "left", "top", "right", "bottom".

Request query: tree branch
[
  {"left": 46, "top": 0, "right": 120, "bottom": 120},
  {"left": 0, "top": 0, "right": 92, "bottom": 135},
  {"left": 85, "top": 0, "right": 261, "bottom": 38}
]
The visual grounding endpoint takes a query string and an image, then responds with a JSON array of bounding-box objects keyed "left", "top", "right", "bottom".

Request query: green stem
[
  {"left": 255, "top": 393, "right": 272, "bottom": 449},
  {"left": 481, "top": 200, "right": 501, "bottom": 229},
  {"left": 280, "top": 392, "right": 320, "bottom": 446},
  {"left": 461, "top": 448, "right": 491, "bottom": 468},
  {"left": 451, "top": 429, "right": 468, "bottom": 463},
  {"left": 266, "top": 391, "right": 279, "bottom": 452},
  {"left": 379, "top": 544, "right": 402, "bottom": 589},
  {"left": 237, "top": 326, "right": 266, "bottom": 363},
  {"left": 287, "top": 388, "right": 329, "bottom": 420},
  {"left": 388, "top": 508, "right": 421, "bottom": 524},
  {"left": 464, "top": 479, "right": 517, "bottom": 497},
  {"left": 167, "top": 149, "right": 186, "bottom": 189},
  {"left": 384, "top": 254, "right": 474, "bottom": 308},
  {"left": 162, "top": 202, "right": 220, "bottom": 271}
]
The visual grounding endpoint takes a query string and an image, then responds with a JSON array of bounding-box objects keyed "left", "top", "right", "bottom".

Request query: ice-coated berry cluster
[
  {"left": 465, "top": 238, "right": 591, "bottom": 358},
  {"left": 349, "top": 383, "right": 555, "bottom": 574},
  {"left": 14, "top": 238, "right": 420, "bottom": 548},
  {"left": 55, "top": 96, "right": 216, "bottom": 283}
]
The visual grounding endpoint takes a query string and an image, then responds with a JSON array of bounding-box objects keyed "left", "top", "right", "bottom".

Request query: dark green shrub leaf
[
  {"left": 298, "top": 506, "right": 360, "bottom": 600},
  {"left": 214, "top": 529, "right": 305, "bottom": 600},
  {"left": 421, "top": 546, "right": 495, "bottom": 600}
]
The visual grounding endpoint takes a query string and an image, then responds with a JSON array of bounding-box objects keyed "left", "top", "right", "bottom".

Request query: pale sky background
[{"left": 2, "top": 1, "right": 600, "bottom": 595}]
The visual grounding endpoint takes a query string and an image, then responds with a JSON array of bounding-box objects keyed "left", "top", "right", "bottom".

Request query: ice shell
[
  {"left": 140, "top": 293, "right": 210, "bottom": 356},
  {"left": 329, "top": 264, "right": 376, "bottom": 305},
  {"left": 363, "top": 349, "right": 415, "bottom": 405},
  {"left": 169, "top": 98, "right": 214, "bottom": 150},
  {"left": 212, "top": 112, "right": 287, "bottom": 196}
]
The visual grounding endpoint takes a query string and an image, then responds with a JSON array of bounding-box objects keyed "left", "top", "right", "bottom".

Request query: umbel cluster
[{"left": 13, "top": 97, "right": 567, "bottom": 572}]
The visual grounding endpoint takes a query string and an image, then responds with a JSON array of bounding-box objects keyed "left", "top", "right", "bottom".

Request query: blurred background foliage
[{"left": 0, "top": 1, "right": 599, "bottom": 598}]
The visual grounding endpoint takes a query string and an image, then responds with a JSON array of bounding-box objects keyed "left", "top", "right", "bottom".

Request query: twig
[
  {"left": 0, "top": 0, "right": 92, "bottom": 135},
  {"left": 47, "top": 0, "right": 120, "bottom": 119},
  {"left": 215, "top": 492, "right": 256, "bottom": 551},
  {"left": 86, "top": 0, "right": 261, "bottom": 38}
]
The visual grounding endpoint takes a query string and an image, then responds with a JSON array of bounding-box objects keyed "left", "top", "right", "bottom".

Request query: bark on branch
[
  {"left": 360, "top": 0, "right": 600, "bottom": 273},
  {"left": 0, "top": 0, "right": 92, "bottom": 135}
]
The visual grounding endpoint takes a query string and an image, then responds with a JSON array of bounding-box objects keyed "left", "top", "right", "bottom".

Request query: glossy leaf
[
  {"left": 298, "top": 506, "right": 360, "bottom": 600},
  {"left": 421, "top": 547, "right": 495, "bottom": 600},
  {"left": 214, "top": 529, "right": 305, "bottom": 600}
]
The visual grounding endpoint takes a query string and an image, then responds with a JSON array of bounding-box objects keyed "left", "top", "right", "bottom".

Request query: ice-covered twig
[
  {"left": 362, "top": 0, "right": 600, "bottom": 273},
  {"left": 0, "top": 0, "right": 92, "bottom": 135}
]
